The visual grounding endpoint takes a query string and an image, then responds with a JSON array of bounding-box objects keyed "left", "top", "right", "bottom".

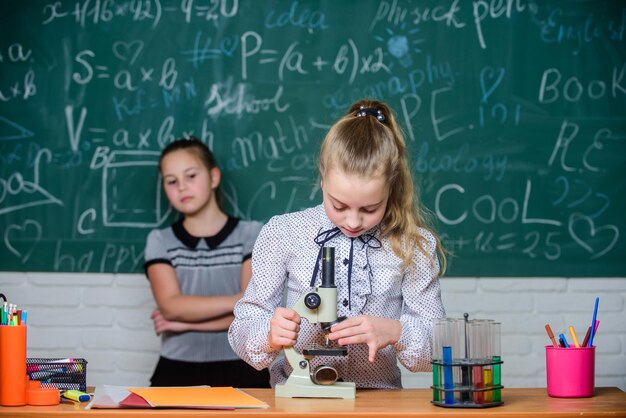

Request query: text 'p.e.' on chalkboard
[{"left": 1, "top": 0, "right": 625, "bottom": 276}]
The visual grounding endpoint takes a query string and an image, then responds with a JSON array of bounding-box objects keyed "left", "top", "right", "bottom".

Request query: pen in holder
[
  {"left": 431, "top": 314, "right": 503, "bottom": 408},
  {"left": 27, "top": 358, "right": 88, "bottom": 392},
  {"left": 0, "top": 324, "right": 28, "bottom": 406},
  {"left": 546, "top": 345, "right": 595, "bottom": 398}
]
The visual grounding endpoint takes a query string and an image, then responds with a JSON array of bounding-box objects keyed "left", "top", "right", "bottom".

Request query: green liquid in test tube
[
  {"left": 432, "top": 318, "right": 445, "bottom": 402},
  {"left": 432, "top": 363, "right": 441, "bottom": 401}
]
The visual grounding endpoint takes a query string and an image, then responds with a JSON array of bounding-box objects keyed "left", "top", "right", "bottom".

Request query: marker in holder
[
  {"left": 26, "top": 358, "right": 88, "bottom": 392},
  {"left": 546, "top": 346, "right": 595, "bottom": 397},
  {"left": 0, "top": 299, "right": 61, "bottom": 407},
  {"left": 431, "top": 314, "right": 503, "bottom": 408}
]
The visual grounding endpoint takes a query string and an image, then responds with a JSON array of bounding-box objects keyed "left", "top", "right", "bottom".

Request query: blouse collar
[
  {"left": 172, "top": 216, "right": 239, "bottom": 249},
  {"left": 310, "top": 205, "right": 382, "bottom": 311}
]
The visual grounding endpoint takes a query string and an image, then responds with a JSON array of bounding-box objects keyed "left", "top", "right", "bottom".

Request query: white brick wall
[{"left": 2, "top": 273, "right": 624, "bottom": 391}]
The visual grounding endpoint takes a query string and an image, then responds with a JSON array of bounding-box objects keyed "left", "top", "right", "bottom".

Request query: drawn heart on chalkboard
[
  {"left": 5, "top": 220, "right": 42, "bottom": 263},
  {"left": 479, "top": 66, "right": 505, "bottom": 103},
  {"left": 113, "top": 40, "right": 144, "bottom": 65},
  {"left": 569, "top": 213, "right": 619, "bottom": 260},
  {"left": 221, "top": 36, "right": 240, "bottom": 57}
]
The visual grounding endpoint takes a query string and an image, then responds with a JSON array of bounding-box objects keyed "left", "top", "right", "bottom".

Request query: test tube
[
  {"left": 460, "top": 314, "right": 471, "bottom": 403},
  {"left": 442, "top": 344, "right": 454, "bottom": 404},
  {"left": 469, "top": 320, "right": 484, "bottom": 405},
  {"left": 440, "top": 319, "right": 453, "bottom": 405},
  {"left": 491, "top": 322, "right": 502, "bottom": 402},
  {"left": 442, "top": 318, "right": 462, "bottom": 405},
  {"left": 449, "top": 318, "right": 465, "bottom": 404},
  {"left": 431, "top": 318, "right": 445, "bottom": 402},
  {"left": 480, "top": 320, "right": 494, "bottom": 403}
]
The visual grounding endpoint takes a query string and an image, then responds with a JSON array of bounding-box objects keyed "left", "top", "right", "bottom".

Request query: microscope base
[{"left": 275, "top": 380, "right": 356, "bottom": 399}]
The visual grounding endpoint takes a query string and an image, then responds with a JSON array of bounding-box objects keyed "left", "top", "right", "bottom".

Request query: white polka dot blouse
[{"left": 228, "top": 204, "right": 445, "bottom": 389}]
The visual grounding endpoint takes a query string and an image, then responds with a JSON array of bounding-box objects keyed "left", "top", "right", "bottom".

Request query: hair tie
[{"left": 356, "top": 106, "right": 385, "bottom": 122}]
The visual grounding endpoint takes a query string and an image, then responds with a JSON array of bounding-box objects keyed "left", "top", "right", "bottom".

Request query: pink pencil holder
[{"left": 545, "top": 345, "right": 595, "bottom": 398}]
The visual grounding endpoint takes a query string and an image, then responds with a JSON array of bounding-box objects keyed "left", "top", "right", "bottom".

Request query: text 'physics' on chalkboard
[{"left": 1, "top": 1, "right": 625, "bottom": 276}]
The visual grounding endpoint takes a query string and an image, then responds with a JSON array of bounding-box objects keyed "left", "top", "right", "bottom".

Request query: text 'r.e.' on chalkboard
[{"left": 1, "top": 0, "right": 625, "bottom": 276}]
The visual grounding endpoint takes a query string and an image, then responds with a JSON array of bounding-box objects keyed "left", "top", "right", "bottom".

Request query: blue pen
[
  {"left": 559, "top": 333, "right": 569, "bottom": 348},
  {"left": 587, "top": 297, "right": 599, "bottom": 347}
]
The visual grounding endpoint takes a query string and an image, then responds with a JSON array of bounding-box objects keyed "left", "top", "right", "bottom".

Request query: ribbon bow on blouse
[{"left": 310, "top": 227, "right": 382, "bottom": 310}]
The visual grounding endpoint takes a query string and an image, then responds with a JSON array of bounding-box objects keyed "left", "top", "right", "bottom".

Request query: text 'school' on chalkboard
[{"left": 1, "top": 1, "right": 624, "bottom": 276}]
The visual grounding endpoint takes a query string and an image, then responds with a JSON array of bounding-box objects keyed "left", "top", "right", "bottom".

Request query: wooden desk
[{"left": 1, "top": 388, "right": 625, "bottom": 417}]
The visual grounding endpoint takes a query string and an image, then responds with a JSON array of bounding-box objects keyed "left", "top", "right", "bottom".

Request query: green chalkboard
[{"left": 1, "top": 1, "right": 625, "bottom": 276}]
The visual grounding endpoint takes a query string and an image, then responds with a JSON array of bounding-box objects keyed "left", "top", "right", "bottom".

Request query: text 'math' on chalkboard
[{"left": 1, "top": 1, "right": 625, "bottom": 275}]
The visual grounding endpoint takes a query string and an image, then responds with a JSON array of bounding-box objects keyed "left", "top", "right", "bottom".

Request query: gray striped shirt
[{"left": 145, "top": 217, "right": 262, "bottom": 362}]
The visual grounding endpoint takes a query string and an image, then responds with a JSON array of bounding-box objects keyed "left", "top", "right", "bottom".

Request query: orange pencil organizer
[{"left": 0, "top": 324, "right": 28, "bottom": 406}]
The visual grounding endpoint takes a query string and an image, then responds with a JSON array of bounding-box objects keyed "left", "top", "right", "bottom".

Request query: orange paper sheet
[{"left": 128, "top": 386, "right": 268, "bottom": 409}]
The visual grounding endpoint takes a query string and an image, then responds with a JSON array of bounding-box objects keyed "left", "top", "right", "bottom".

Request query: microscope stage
[{"left": 303, "top": 345, "right": 348, "bottom": 356}]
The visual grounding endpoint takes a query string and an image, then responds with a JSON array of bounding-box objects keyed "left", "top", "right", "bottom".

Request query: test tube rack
[{"left": 430, "top": 314, "right": 503, "bottom": 408}]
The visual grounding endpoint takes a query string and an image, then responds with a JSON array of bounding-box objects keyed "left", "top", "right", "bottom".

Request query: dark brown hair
[{"left": 159, "top": 137, "right": 223, "bottom": 210}]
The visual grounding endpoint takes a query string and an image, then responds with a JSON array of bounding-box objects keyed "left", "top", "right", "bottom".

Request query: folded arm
[{"left": 147, "top": 259, "right": 252, "bottom": 323}]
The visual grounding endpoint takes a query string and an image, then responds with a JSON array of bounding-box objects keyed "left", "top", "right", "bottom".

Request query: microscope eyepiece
[{"left": 321, "top": 247, "right": 335, "bottom": 288}]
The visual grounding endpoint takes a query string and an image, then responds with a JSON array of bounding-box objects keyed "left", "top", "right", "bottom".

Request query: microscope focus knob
[{"left": 304, "top": 292, "right": 321, "bottom": 309}]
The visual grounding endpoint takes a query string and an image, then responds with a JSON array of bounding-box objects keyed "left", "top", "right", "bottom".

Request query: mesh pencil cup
[
  {"left": 26, "top": 358, "right": 88, "bottom": 392},
  {"left": 545, "top": 346, "right": 595, "bottom": 398}
]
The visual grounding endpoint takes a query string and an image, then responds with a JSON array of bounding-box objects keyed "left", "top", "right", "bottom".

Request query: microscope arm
[{"left": 275, "top": 247, "right": 356, "bottom": 398}]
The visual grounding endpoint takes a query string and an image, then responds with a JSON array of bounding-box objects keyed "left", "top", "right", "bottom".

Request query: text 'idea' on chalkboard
[{"left": 1, "top": 1, "right": 625, "bottom": 275}]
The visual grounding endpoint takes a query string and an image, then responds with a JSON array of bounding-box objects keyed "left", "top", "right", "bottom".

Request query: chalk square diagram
[{"left": 102, "top": 150, "right": 171, "bottom": 227}]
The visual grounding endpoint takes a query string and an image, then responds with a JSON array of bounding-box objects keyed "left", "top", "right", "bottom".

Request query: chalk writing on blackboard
[{"left": 1, "top": 1, "right": 624, "bottom": 275}]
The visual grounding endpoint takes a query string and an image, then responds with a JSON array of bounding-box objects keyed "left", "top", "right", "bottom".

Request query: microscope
[{"left": 275, "top": 247, "right": 356, "bottom": 399}]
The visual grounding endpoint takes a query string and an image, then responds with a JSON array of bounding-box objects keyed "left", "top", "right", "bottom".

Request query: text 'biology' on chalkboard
[{"left": 1, "top": 1, "right": 625, "bottom": 275}]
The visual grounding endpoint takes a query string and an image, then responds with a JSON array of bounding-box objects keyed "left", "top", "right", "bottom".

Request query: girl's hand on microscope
[
  {"left": 269, "top": 307, "right": 301, "bottom": 350},
  {"left": 328, "top": 315, "right": 402, "bottom": 362}
]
